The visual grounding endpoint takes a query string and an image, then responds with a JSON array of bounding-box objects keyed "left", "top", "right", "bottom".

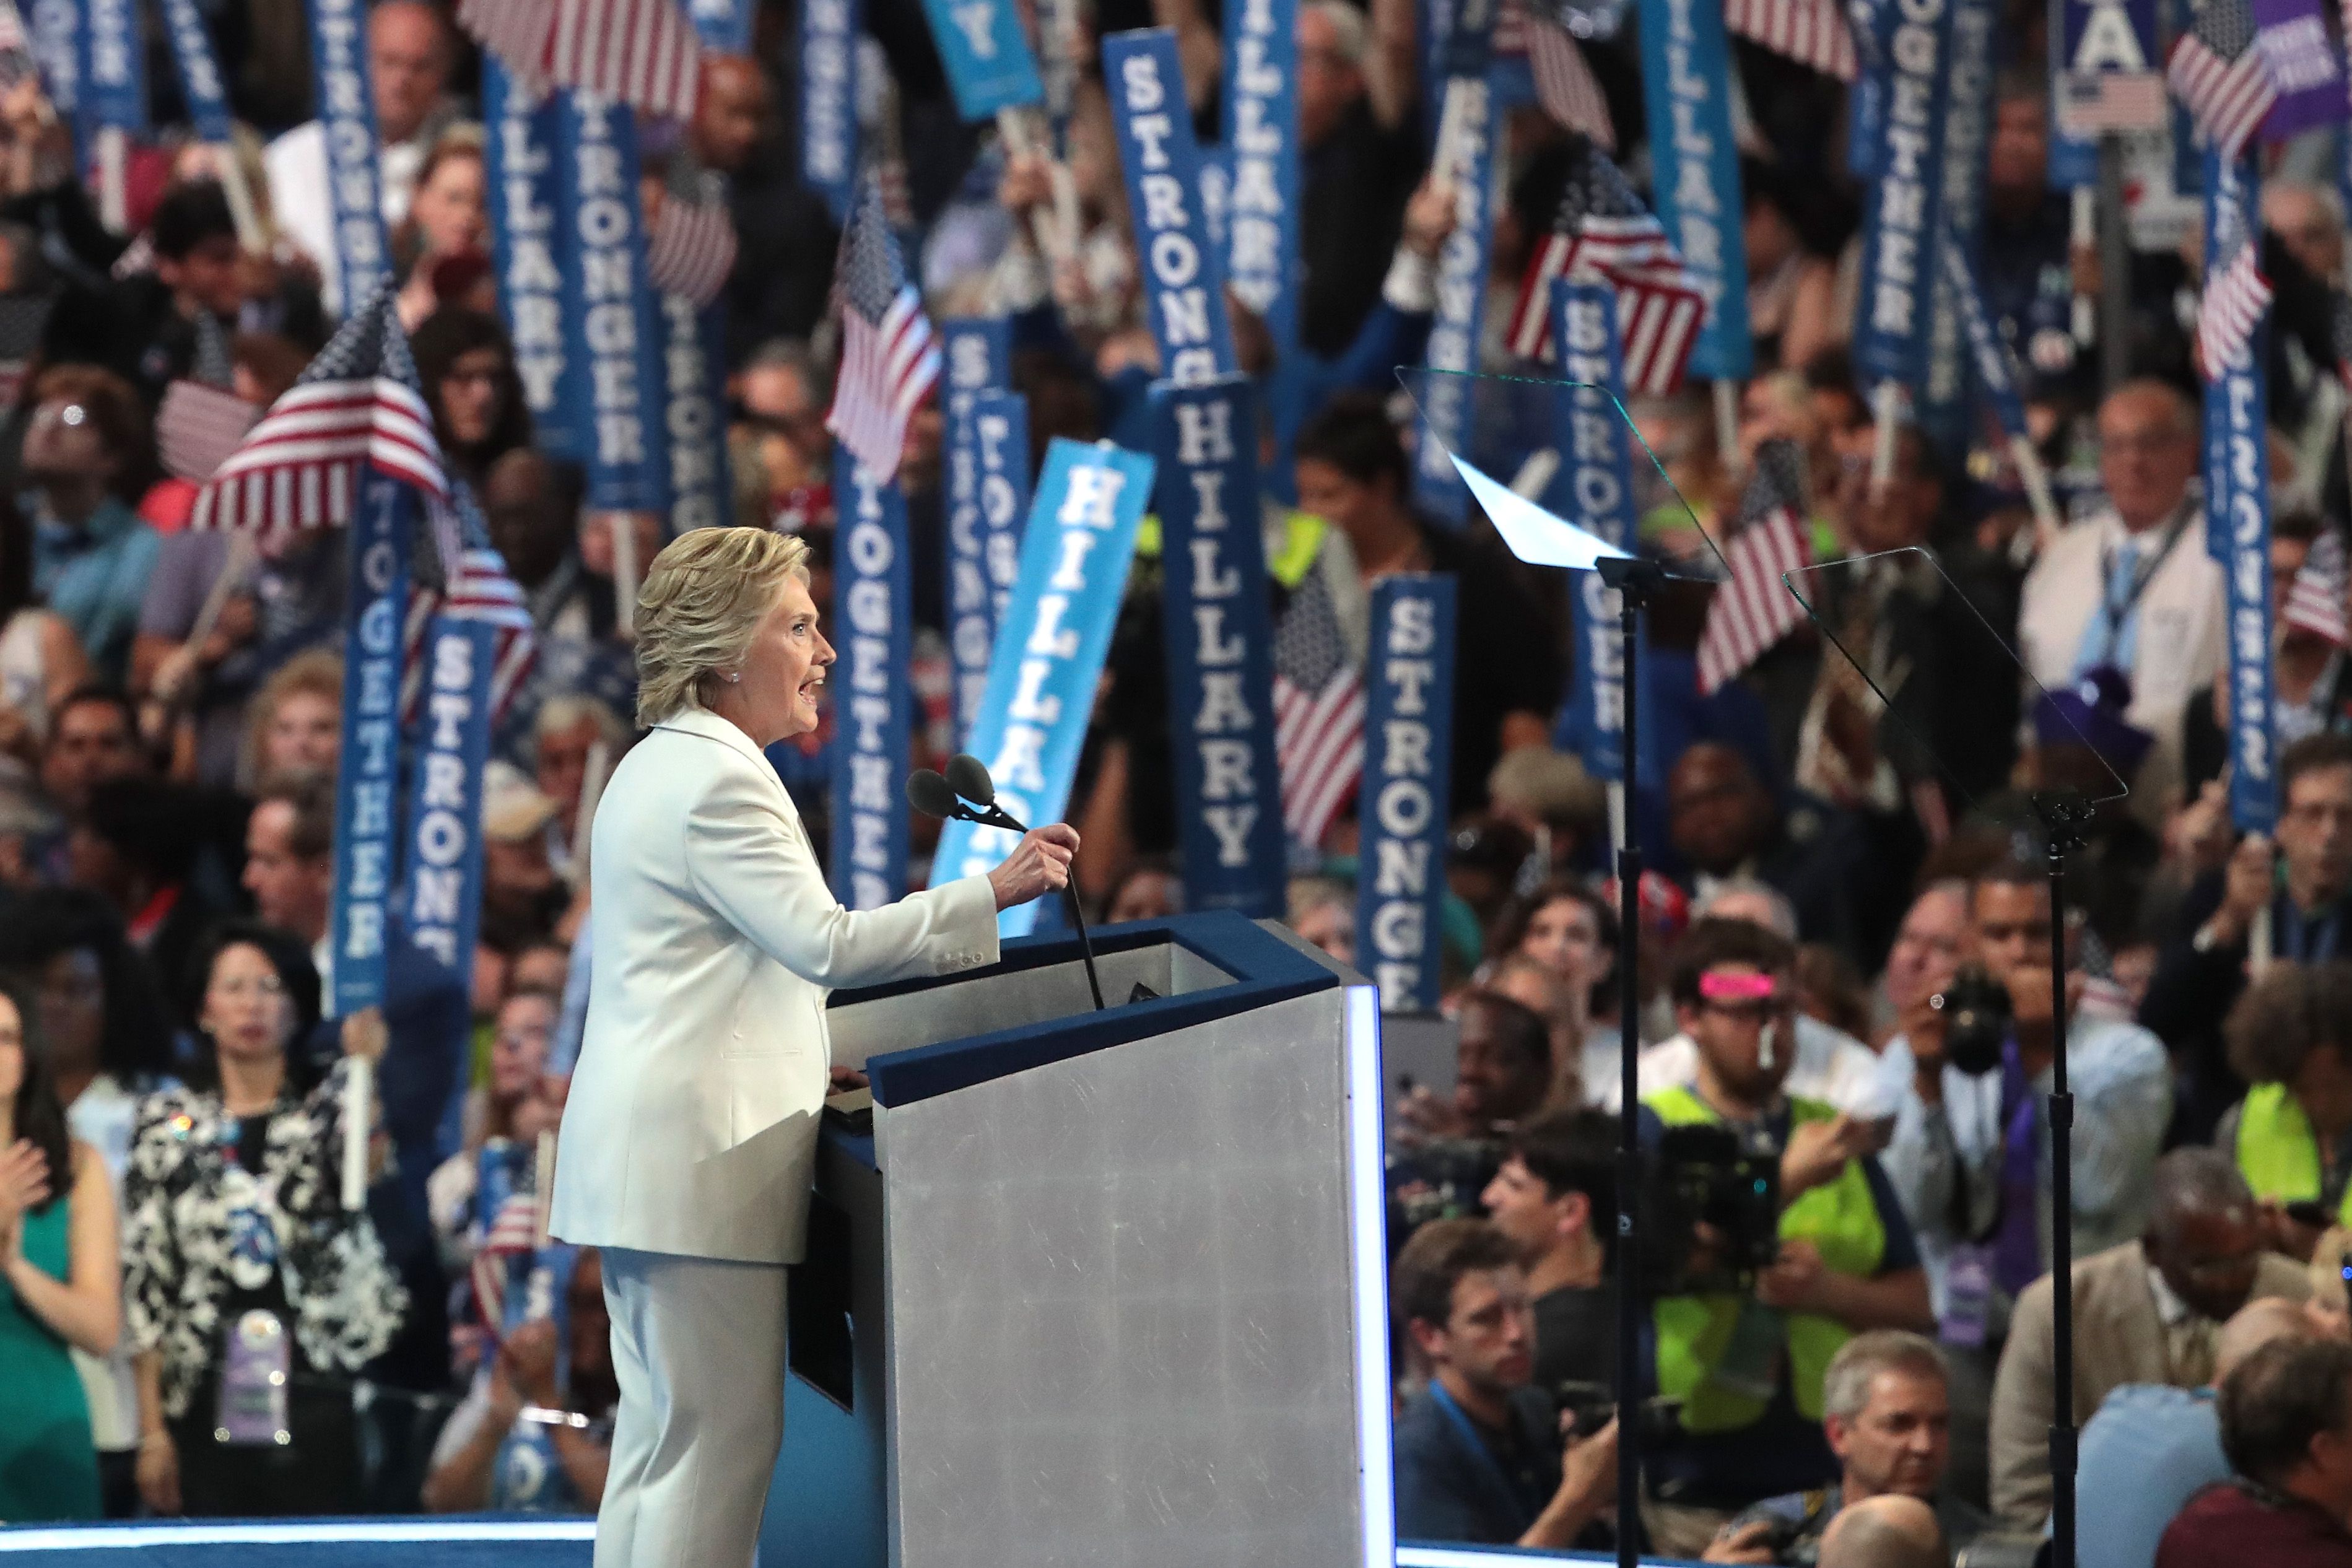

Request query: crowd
[{"left": 0, "top": 0, "right": 2346, "bottom": 1562}]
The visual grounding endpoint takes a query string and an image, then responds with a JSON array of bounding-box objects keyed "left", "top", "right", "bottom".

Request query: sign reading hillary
[
  {"left": 2203, "top": 149, "right": 2276, "bottom": 834},
  {"left": 944, "top": 319, "right": 1012, "bottom": 738},
  {"left": 307, "top": 0, "right": 393, "bottom": 306},
  {"left": 1222, "top": 0, "right": 1301, "bottom": 354},
  {"left": 1635, "top": 0, "right": 1749, "bottom": 379},
  {"left": 158, "top": 0, "right": 233, "bottom": 143},
  {"left": 831, "top": 455, "right": 916, "bottom": 910},
  {"left": 1354, "top": 575, "right": 1457, "bottom": 1013},
  {"left": 559, "top": 92, "right": 669, "bottom": 515},
  {"left": 1851, "top": 0, "right": 1956, "bottom": 391},
  {"left": 971, "top": 390, "right": 1030, "bottom": 622},
  {"left": 1150, "top": 377, "right": 1284, "bottom": 917},
  {"left": 799, "top": 0, "right": 860, "bottom": 223},
  {"left": 1410, "top": 75, "right": 1496, "bottom": 526},
  {"left": 933, "top": 438, "right": 1156, "bottom": 936},
  {"left": 80, "top": 0, "right": 144, "bottom": 132},
  {"left": 485, "top": 61, "right": 580, "bottom": 461},
  {"left": 1918, "top": 0, "right": 1997, "bottom": 460},
  {"left": 1103, "top": 29, "right": 1237, "bottom": 386},
  {"left": 331, "top": 477, "right": 410, "bottom": 1014},
  {"left": 2056, "top": 0, "right": 2161, "bottom": 132},
  {"left": 403, "top": 619, "right": 495, "bottom": 975},
  {"left": 661, "top": 295, "right": 728, "bottom": 531},
  {"left": 921, "top": 0, "right": 1045, "bottom": 119},
  {"left": 1551, "top": 281, "right": 1639, "bottom": 783}
]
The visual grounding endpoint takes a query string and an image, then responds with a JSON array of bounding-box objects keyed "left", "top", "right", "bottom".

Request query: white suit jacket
[{"left": 549, "top": 707, "right": 1001, "bottom": 1265}]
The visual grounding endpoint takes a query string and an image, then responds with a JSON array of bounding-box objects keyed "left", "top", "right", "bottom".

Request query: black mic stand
[
  {"left": 2032, "top": 787, "right": 2093, "bottom": 1568},
  {"left": 1598, "top": 554, "right": 1666, "bottom": 1568},
  {"left": 957, "top": 798, "right": 1108, "bottom": 1013}
]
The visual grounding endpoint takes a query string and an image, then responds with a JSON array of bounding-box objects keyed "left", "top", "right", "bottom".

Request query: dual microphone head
[{"left": 905, "top": 754, "right": 1023, "bottom": 832}]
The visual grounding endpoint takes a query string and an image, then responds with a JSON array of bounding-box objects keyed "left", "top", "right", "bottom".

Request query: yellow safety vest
[
  {"left": 1646, "top": 1087, "right": 1888, "bottom": 1432},
  {"left": 2234, "top": 1083, "right": 2352, "bottom": 1227},
  {"left": 1134, "top": 509, "right": 1326, "bottom": 588}
]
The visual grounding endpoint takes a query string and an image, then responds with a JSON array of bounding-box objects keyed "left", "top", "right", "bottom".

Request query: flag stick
[
  {"left": 998, "top": 107, "right": 1076, "bottom": 264},
  {"left": 1714, "top": 379, "right": 1741, "bottom": 479},
  {"left": 97, "top": 126, "right": 127, "bottom": 235},
  {"left": 2011, "top": 432, "right": 2062, "bottom": 551},
  {"left": 1870, "top": 381, "right": 1902, "bottom": 489},
  {"left": 2070, "top": 187, "right": 2096, "bottom": 347},
  {"left": 532, "top": 1129, "right": 557, "bottom": 1248},
  {"left": 341, "top": 1057, "right": 371, "bottom": 1211},
  {"left": 216, "top": 147, "right": 267, "bottom": 253},
  {"left": 609, "top": 513, "right": 640, "bottom": 640}
]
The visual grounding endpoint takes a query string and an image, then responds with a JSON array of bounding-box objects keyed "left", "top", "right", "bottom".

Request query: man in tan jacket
[{"left": 1988, "top": 1149, "right": 2311, "bottom": 1525}]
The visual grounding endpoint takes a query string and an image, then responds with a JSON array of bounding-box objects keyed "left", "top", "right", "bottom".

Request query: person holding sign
[{"left": 549, "top": 526, "right": 1078, "bottom": 1568}]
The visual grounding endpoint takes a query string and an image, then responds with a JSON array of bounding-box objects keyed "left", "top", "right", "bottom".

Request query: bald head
[
  {"left": 1818, "top": 1494, "right": 1944, "bottom": 1568},
  {"left": 2095, "top": 378, "right": 2198, "bottom": 533},
  {"left": 2218, "top": 1297, "right": 2318, "bottom": 1383}
]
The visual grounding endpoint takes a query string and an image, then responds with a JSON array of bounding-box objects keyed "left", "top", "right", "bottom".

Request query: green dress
[{"left": 0, "top": 1196, "right": 102, "bottom": 1521}]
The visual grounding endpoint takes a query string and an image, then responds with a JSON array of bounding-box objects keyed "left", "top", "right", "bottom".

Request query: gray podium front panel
[{"left": 876, "top": 985, "right": 1381, "bottom": 1568}]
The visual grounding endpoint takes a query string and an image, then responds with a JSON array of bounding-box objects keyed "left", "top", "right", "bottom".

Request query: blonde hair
[
  {"left": 240, "top": 648, "right": 344, "bottom": 789},
  {"left": 634, "top": 528, "right": 811, "bottom": 726}
]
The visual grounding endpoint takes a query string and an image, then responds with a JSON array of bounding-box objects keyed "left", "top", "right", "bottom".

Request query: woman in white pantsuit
[{"left": 549, "top": 527, "right": 1078, "bottom": 1568}]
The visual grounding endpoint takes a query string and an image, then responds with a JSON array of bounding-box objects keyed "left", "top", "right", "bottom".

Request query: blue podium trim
[{"left": 848, "top": 910, "right": 1337, "bottom": 1107}]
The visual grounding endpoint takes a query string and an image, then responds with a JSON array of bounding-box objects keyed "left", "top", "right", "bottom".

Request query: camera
[
  {"left": 1555, "top": 1381, "right": 1685, "bottom": 1446},
  {"left": 1932, "top": 965, "right": 2014, "bottom": 1077},
  {"left": 1639, "top": 1123, "right": 1783, "bottom": 1297}
]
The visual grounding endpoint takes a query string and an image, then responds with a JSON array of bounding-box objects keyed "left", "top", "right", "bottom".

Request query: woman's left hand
[
  {"left": 499, "top": 1319, "right": 561, "bottom": 1406},
  {"left": 341, "top": 1007, "right": 388, "bottom": 1065}
]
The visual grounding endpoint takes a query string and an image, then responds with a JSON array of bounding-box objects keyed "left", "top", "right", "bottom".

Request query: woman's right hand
[
  {"left": 986, "top": 824, "right": 1080, "bottom": 911},
  {"left": 137, "top": 1429, "right": 181, "bottom": 1514}
]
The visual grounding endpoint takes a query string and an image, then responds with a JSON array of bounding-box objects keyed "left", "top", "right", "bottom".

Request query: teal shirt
[{"left": 34, "top": 499, "right": 160, "bottom": 683}]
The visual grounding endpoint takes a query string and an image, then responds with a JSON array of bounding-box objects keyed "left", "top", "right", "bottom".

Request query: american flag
[
  {"left": 1696, "top": 438, "right": 1813, "bottom": 694},
  {"left": 471, "top": 1187, "right": 540, "bottom": 1334},
  {"left": 1725, "top": 0, "right": 1858, "bottom": 80},
  {"left": 156, "top": 380, "right": 259, "bottom": 482},
  {"left": 189, "top": 286, "right": 448, "bottom": 533},
  {"left": 1509, "top": 7, "right": 1614, "bottom": 150},
  {"left": 2198, "top": 242, "right": 2271, "bottom": 380},
  {"left": 2167, "top": 0, "right": 2275, "bottom": 160},
  {"left": 647, "top": 190, "right": 738, "bottom": 307},
  {"left": 2058, "top": 69, "right": 2169, "bottom": 134},
  {"left": 1504, "top": 139, "right": 1704, "bottom": 394},
  {"left": 458, "top": 0, "right": 702, "bottom": 121},
  {"left": 825, "top": 175, "right": 939, "bottom": 480},
  {"left": 403, "top": 489, "right": 538, "bottom": 723},
  {"left": 1272, "top": 566, "right": 1364, "bottom": 849},
  {"left": 2287, "top": 526, "right": 2350, "bottom": 645}
]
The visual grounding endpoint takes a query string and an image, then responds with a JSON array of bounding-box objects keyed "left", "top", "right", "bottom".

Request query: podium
[{"left": 757, "top": 911, "right": 1393, "bottom": 1568}]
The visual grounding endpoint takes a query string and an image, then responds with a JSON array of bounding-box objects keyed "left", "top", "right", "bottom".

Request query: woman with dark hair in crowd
[
  {"left": 1487, "top": 876, "right": 1623, "bottom": 1107},
  {"left": 122, "top": 921, "right": 404, "bottom": 1517},
  {"left": 409, "top": 307, "right": 531, "bottom": 494},
  {"left": 0, "top": 972, "right": 121, "bottom": 1522},
  {"left": 68, "top": 778, "right": 242, "bottom": 1024}
]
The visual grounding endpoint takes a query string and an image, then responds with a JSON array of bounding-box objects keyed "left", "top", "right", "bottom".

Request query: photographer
[
  {"left": 1390, "top": 1217, "right": 1619, "bottom": 1549},
  {"left": 1639, "top": 918, "right": 1933, "bottom": 1558},
  {"left": 1876, "top": 862, "right": 2172, "bottom": 1499}
]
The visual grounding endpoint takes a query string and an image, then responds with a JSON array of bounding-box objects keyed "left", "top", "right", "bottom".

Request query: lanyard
[
  {"left": 1427, "top": 1380, "right": 1537, "bottom": 1533},
  {"left": 2092, "top": 507, "right": 2192, "bottom": 647}
]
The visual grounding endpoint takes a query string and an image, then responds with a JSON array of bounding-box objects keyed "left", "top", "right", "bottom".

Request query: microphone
[{"left": 908, "top": 757, "right": 1106, "bottom": 1011}]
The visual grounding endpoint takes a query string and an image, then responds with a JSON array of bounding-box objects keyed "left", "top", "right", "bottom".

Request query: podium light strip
[
  {"left": 0, "top": 1522, "right": 599, "bottom": 1551},
  {"left": 1344, "top": 981, "right": 1398, "bottom": 1568}
]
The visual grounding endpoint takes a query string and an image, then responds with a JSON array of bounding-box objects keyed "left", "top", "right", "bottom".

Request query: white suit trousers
[{"left": 595, "top": 1247, "right": 790, "bottom": 1568}]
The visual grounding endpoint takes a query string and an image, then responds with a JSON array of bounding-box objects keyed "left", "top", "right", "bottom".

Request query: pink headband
[{"left": 1699, "top": 971, "right": 1780, "bottom": 1003}]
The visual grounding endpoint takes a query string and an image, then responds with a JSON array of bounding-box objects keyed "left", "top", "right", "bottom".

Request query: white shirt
[
  {"left": 263, "top": 121, "right": 430, "bottom": 316},
  {"left": 1585, "top": 1014, "right": 1896, "bottom": 1118}
]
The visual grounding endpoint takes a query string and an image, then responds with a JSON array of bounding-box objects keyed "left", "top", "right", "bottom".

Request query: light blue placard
[
  {"left": 920, "top": 0, "right": 1045, "bottom": 120},
  {"left": 931, "top": 439, "right": 1156, "bottom": 935}
]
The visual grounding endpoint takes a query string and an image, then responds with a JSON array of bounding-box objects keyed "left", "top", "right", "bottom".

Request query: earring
[{"left": 726, "top": 672, "right": 743, "bottom": 684}]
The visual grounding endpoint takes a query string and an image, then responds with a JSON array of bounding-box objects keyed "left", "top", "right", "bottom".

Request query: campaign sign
[
  {"left": 1150, "top": 376, "right": 1285, "bottom": 918},
  {"left": 486, "top": 63, "right": 581, "bottom": 461},
  {"left": 1850, "top": 0, "right": 1956, "bottom": 390},
  {"left": 920, "top": 0, "right": 1045, "bottom": 120},
  {"left": 308, "top": 0, "right": 393, "bottom": 307},
  {"left": 832, "top": 455, "right": 916, "bottom": 910},
  {"left": 1551, "top": 281, "right": 1640, "bottom": 783},
  {"left": 661, "top": 295, "right": 730, "bottom": 532},
  {"left": 1221, "top": 0, "right": 1302, "bottom": 354},
  {"left": 158, "top": 0, "right": 233, "bottom": 143},
  {"left": 1354, "top": 575, "right": 1457, "bottom": 1013},
  {"left": 971, "top": 390, "right": 1032, "bottom": 623},
  {"left": 2057, "top": 0, "right": 2162, "bottom": 133},
  {"left": 689, "top": 0, "right": 753, "bottom": 51},
  {"left": 932, "top": 438, "right": 1156, "bottom": 936},
  {"left": 943, "top": 319, "right": 1011, "bottom": 739},
  {"left": 2203, "top": 149, "right": 2275, "bottom": 834},
  {"left": 29, "top": 0, "right": 73, "bottom": 118},
  {"left": 403, "top": 619, "right": 495, "bottom": 977},
  {"left": 1409, "top": 74, "right": 1496, "bottom": 526},
  {"left": 558, "top": 92, "right": 670, "bottom": 516},
  {"left": 1918, "top": 0, "right": 1998, "bottom": 460},
  {"left": 331, "top": 477, "right": 411, "bottom": 1016},
  {"left": 1636, "top": 0, "right": 1750, "bottom": 380},
  {"left": 800, "top": 0, "right": 861, "bottom": 223},
  {"left": 2251, "top": 0, "right": 2345, "bottom": 141},
  {"left": 1102, "top": 28, "right": 1237, "bottom": 386},
  {"left": 80, "top": 0, "right": 143, "bottom": 131}
]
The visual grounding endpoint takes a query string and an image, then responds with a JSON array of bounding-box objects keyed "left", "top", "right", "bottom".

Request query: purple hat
[{"left": 2034, "top": 664, "right": 2153, "bottom": 778}]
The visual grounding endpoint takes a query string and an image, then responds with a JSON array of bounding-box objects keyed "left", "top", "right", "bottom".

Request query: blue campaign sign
[
  {"left": 1550, "top": 281, "right": 1642, "bottom": 784},
  {"left": 402, "top": 618, "right": 496, "bottom": 979},
  {"left": 800, "top": 0, "right": 861, "bottom": 223},
  {"left": 660, "top": 294, "right": 729, "bottom": 531},
  {"left": 2061, "top": 0, "right": 2158, "bottom": 82},
  {"left": 970, "top": 390, "right": 1031, "bottom": 624},
  {"left": 29, "top": 0, "right": 74, "bottom": 118},
  {"left": 2203, "top": 150, "right": 2276, "bottom": 834},
  {"left": 931, "top": 438, "right": 1156, "bottom": 936},
  {"left": 1918, "top": 0, "right": 1998, "bottom": 460},
  {"left": 688, "top": 0, "right": 754, "bottom": 51},
  {"left": 1850, "top": 0, "right": 1956, "bottom": 391},
  {"left": 1409, "top": 75, "right": 1496, "bottom": 526},
  {"left": 1102, "top": 28, "right": 1237, "bottom": 386},
  {"left": 1221, "top": 0, "right": 1302, "bottom": 355},
  {"left": 1354, "top": 575, "right": 1457, "bottom": 1013},
  {"left": 558, "top": 92, "right": 669, "bottom": 515},
  {"left": 486, "top": 63, "right": 581, "bottom": 461},
  {"left": 830, "top": 455, "right": 916, "bottom": 910},
  {"left": 920, "top": 0, "right": 1045, "bottom": 120},
  {"left": 943, "top": 319, "right": 1011, "bottom": 738},
  {"left": 1636, "top": 0, "right": 1751, "bottom": 380},
  {"left": 80, "top": 0, "right": 144, "bottom": 131},
  {"left": 1150, "top": 376, "right": 1286, "bottom": 918},
  {"left": 157, "top": 0, "right": 233, "bottom": 143},
  {"left": 307, "top": 0, "right": 393, "bottom": 308},
  {"left": 330, "top": 477, "right": 411, "bottom": 1016}
]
